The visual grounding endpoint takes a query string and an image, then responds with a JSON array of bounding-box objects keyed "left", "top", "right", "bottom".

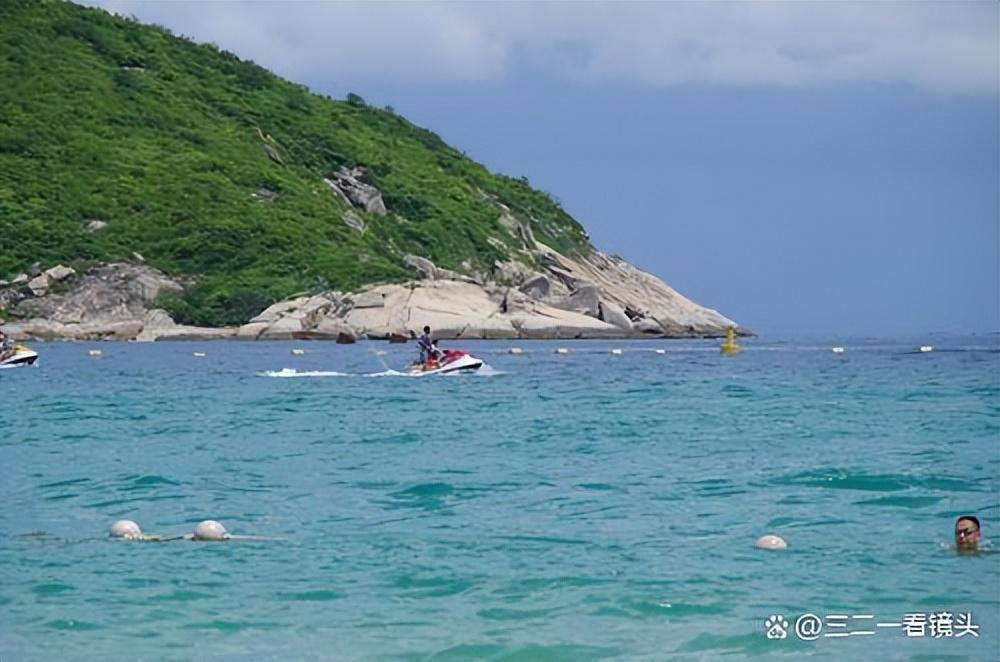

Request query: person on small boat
[
  {"left": 0, "top": 331, "right": 13, "bottom": 362},
  {"left": 417, "top": 326, "right": 441, "bottom": 365}
]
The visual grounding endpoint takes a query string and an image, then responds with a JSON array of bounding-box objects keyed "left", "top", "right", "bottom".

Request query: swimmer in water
[{"left": 955, "top": 515, "right": 981, "bottom": 553}]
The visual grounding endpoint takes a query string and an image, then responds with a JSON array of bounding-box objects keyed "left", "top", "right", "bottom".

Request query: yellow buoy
[
  {"left": 509, "top": 347, "right": 524, "bottom": 355},
  {"left": 720, "top": 327, "right": 741, "bottom": 355}
]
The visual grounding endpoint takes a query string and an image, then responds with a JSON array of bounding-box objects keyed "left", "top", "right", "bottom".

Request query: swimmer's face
[{"left": 955, "top": 518, "right": 980, "bottom": 549}]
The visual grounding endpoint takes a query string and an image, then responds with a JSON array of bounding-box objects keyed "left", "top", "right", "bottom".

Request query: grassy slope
[{"left": 0, "top": 0, "right": 591, "bottom": 325}]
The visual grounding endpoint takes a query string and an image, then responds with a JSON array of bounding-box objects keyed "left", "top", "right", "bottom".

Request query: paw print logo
[{"left": 765, "top": 614, "right": 789, "bottom": 639}]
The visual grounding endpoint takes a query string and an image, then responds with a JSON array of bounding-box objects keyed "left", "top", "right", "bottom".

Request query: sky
[{"left": 84, "top": 1, "right": 999, "bottom": 336}]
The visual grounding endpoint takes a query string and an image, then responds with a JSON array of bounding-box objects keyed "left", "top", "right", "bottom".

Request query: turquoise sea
[{"left": 1, "top": 335, "right": 998, "bottom": 660}]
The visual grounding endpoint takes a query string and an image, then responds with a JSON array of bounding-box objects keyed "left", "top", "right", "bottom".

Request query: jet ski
[
  {"left": 408, "top": 349, "right": 483, "bottom": 375},
  {"left": 0, "top": 344, "right": 39, "bottom": 368}
]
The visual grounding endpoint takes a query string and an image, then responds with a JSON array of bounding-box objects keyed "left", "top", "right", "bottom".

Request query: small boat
[
  {"left": 0, "top": 344, "right": 39, "bottom": 368},
  {"left": 408, "top": 349, "right": 483, "bottom": 375}
]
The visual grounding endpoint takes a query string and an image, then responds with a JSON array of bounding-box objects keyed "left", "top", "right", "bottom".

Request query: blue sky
[{"left": 86, "top": 1, "right": 999, "bottom": 336}]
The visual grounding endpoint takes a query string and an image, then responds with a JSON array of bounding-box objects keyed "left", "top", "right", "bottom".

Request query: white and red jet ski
[{"left": 408, "top": 348, "right": 483, "bottom": 375}]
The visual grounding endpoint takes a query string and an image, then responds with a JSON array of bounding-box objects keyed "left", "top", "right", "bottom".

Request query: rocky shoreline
[{"left": 0, "top": 244, "right": 745, "bottom": 342}]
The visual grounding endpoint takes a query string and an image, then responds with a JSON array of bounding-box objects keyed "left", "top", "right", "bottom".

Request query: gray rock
[
  {"left": 252, "top": 187, "right": 279, "bottom": 202},
  {"left": 44, "top": 265, "right": 75, "bottom": 282},
  {"left": 257, "top": 316, "right": 303, "bottom": 340},
  {"left": 404, "top": 255, "right": 438, "bottom": 280},
  {"left": 632, "top": 317, "right": 665, "bottom": 335},
  {"left": 325, "top": 166, "right": 386, "bottom": 215},
  {"left": 350, "top": 291, "right": 385, "bottom": 309},
  {"left": 263, "top": 144, "right": 284, "bottom": 164},
  {"left": 342, "top": 210, "right": 365, "bottom": 232},
  {"left": 599, "top": 300, "right": 632, "bottom": 330},
  {"left": 27, "top": 262, "right": 42, "bottom": 278},
  {"left": 86, "top": 220, "right": 108, "bottom": 232},
  {"left": 12, "top": 263, "right": 183, "bottom": 325},
  {"left": 11, "top": 273, "right": 28, "bottom": 285},
  {"left": 519, "top": 274, "right": 551, "bottom": 300},
  {"left": 557, "top": 283, "right": 600, "bottom": 318},
  {"left": 27, "top": 274, "right": 50, "bottom": 296}
]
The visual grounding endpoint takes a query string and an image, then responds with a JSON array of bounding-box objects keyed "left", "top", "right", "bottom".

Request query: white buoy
[
  {"left": 919, "top": 345, "right": 933, "bottom": 353},
  {"left": 193, "top": 352, "right": 206, "bottom": 358},
  {"left": 509, "top": 347, "right": 524, "bottom": 355},
  {"left": 654, "top": 349, "right": 666, "bottom": 355},
  {"left": 193, "top": 520, "right": 230, "bottom": 541},
  {"left": 832, "top": 346, "right": 845, "bottom": 354},
  {"left": 291, "top": 348, "right": 305, "bottom": 356},
  {"left": 611, "top": 348, "right": 623, "bottom": 355},
  {"left": 88, "top": 349, "right": 102, "bottom": 357},
  {"left": 554, "top": 348, "right": 569, "bottom": 355},
  {"left": 755, "top": 534, "right": 788, "bottom": 551},
  {"left": 110, "top": 520, "right": 141, "bottom": 539}
]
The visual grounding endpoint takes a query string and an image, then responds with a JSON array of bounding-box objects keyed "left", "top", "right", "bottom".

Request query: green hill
[{"left": 0, "top": 0, "right": 591, "bottom": 326}]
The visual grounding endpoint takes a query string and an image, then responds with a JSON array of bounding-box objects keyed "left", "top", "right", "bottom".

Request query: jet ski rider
[
  {"left": 417, "top": 326, "right": 442, "bottom": 365},
  {"left": 0, "top": 331, "right": 13, "bottom": 362}
]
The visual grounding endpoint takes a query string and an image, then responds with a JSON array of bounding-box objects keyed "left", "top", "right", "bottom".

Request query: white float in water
[
  {"left": 193, "top": 352, "right": 206, "bottom": 358},
  {"left": 832, "top": 346, "right": 845, "bottom": 354},
  {"left": 509, "top": 347, "right": 524, "bottom": 355},
  {"left": 611, "top": 348, "right": 623, "bottom": 355},
  {"left": 554, "top": 348, "right": 569, "bottom": 355},
  {"left": 88, "top": 349, "right": 102, "bottom": 357},
  {"left": 919, "top": 345, "right": 933, "bottom": 353},
  {"left": 192, "top": 520, "right": 230, "bottom": 541},
  {"left": 291, "top": 348, "right": 305, "bottom": 355},
  {"left": 109, "top": 520, "right": 141, "bottom": 539},
  {"left": 755, "top": 534, "right": 788, "bottom": 551},
  {"left": 654, "top": 349, "right": 666, "bottom": 355}
]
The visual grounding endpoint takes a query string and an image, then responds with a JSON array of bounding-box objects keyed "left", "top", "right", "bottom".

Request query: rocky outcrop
[
  {"left": 0, "top": 263, "right": 228, "bottom": 341},
  {"left": 324, "top": 166, "right": 386, "bottom": 216},
  {"left": 234, "top": 294, "right": 358, "bottom": 342},
  {"left": 1, "top": 200, "right": 742, "bottom": 340}
]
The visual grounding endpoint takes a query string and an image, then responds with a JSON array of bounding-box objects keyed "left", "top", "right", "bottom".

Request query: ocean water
[{"left": 0, "top": 335, "right": 997, "bottom": 661}]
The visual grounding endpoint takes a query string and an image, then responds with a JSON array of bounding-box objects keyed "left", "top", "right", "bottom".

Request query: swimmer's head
[
  {"left": 193, "top": 520, "right": 230, "bottom": 541},
  {"left": 110, "top": 519, "right": 142, "bottom": 540},
  {"left": 955, "top": 516, "right": 980, "bottom": 552}
]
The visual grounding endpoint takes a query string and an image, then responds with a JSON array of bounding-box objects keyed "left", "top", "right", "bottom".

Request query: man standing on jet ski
[
  {"left": 0, "top": 331, "right": 12, "bottom": 362},
  {"left": 417, "top": 326, "right": 442, "bottom": 365}
]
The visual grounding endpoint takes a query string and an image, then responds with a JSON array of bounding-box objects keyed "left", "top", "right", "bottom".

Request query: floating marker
[
  {"left": 193, "top": 352, "right": 206, "bottom": 357},
  {"left": 611, "top": 348, "right": 623, "bottom": 355},
  {"left": 654, "top": 349, "right": 666, "bottom": 355},
  {"left": 375, "top": 350, "right": 387, "bottom": 356},
  {"left": 832, "top": 346, "right": 845, "bottom": 354},
  {"left": 755, "top": 534, "right": 788, "bottom": 551},
  {"left": 88, "top": 349, "right": 102, "bottom": 357},
  {"left": 919, "top": 345, "right": 933, "bottom": 353},
  {"left": 508, "top": 347, "right": 524, "bottom": 355},
  {"left": 554, "top": 348, "right": 569, "bottom": 355},
  {"left": 291, "top": 348, "right": 305, "bottom": 355}
]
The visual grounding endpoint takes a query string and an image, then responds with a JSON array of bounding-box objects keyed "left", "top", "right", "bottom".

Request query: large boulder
[
  {"left": 324, "top": 166, "right": 387, "bottom": 215},
  {"left": 598, "top": 300, "right": 632, "bottom": 331},
  {"left": 519, "top": 274, "right": 551, "bottom": 300},
  {"left": 12, "top": 263, "right": 183, "bottom": 324}
]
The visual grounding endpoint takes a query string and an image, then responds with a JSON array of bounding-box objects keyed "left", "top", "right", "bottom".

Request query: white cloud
[{"left": 82, "top": 0, "right": 999, "bottom": 95}]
